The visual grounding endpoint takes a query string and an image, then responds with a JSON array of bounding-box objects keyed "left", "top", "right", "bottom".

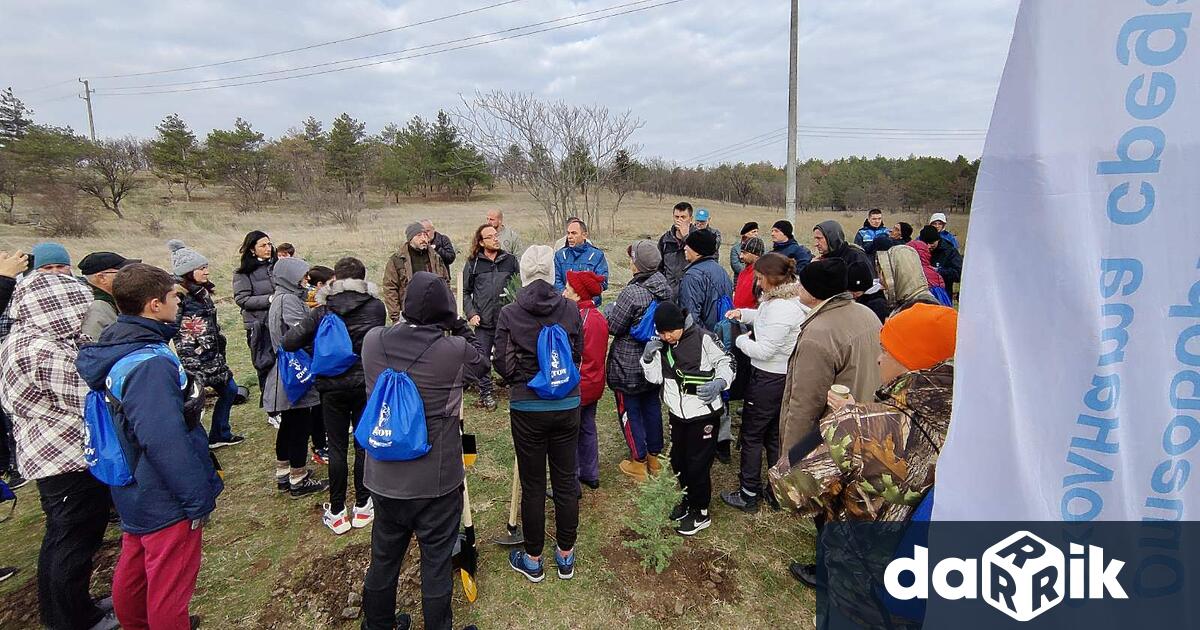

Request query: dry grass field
[{"left": 0, "top": 183, "right": 967, "bottom": 628}]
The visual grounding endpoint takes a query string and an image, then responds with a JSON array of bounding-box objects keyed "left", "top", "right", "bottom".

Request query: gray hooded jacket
[
  {"left": 262, "top": 257, "right": 320, "bottom": 413},
  {"left": 815, "top": 220, "right": 874, "bottom": 277}
]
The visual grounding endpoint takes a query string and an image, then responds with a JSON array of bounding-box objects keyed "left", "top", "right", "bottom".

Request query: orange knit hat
[{"left": 880, "top": 303, "right": 958, "bottom": 371}]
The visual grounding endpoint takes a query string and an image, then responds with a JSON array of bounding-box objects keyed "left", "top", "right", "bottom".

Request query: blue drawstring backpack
[
  {"left": 630, "top": 301, "right": 660, "bottom": 342},
  {"left": 355, "top": 368, "right": 431, "bottom": 461},
  {"left": 278, "top": 347, "right": 316, "bottom": 403},
  {"left": 930, "top": 286, "right": 953, "bottom": 307},
  {"left": 83, "top": 344, "right": 186, "bottom": 487},
  {"left": 528, "top": 323, "right": 580, "bottom": 400},
  {"left": 716, "top": 294, "right": 734, "bottom": 320},
  {"left": 310, "top": 313, "right": 357, "bottom": 377}
]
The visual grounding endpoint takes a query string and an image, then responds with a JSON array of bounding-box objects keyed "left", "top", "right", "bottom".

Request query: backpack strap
[{"left": 378, "top": 328, "right": 444, "bottom": 375}]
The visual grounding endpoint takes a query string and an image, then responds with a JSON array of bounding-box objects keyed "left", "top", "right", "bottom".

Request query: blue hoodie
[
  {"left": 76, "top": 315, "right": 223, "bottom": 534},
  {"left": 554, "top": 241, "right": 610, "bottom": 305}
]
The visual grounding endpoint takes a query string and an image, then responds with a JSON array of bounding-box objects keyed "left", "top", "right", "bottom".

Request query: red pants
[{"left": 112, "top": 520, "right": 203, "bottom": 630}]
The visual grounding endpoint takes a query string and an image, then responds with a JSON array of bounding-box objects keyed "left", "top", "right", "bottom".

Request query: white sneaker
[
  {"left": 267, "top": 413, "right": 281, "bottom": 429},
  {"left": 322, "top": 503, "right": 352, "bottom": 535},
  {"left": 352, "top": 498, "right": 374, "bottom": 529}
]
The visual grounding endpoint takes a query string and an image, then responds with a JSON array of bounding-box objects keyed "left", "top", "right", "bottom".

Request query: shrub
[
  {"left": 622, "top": 463, "right": 684, "bottom": 573},
  {"left": 37, "top": 184, "right": 99, "bottom": 237}
]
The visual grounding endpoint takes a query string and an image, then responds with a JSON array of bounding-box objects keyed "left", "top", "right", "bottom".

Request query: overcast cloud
[{"left": 1, "top": 0, "right": 1020, "bottom": 163}]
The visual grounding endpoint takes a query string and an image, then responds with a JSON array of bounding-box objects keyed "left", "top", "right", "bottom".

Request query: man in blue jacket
[
  {"left": 553, "top": 219, "right": 609, "bottom": 305},
  {"left": 77, "top": 263, "right": 222, "bottom": 630},
  {"left": 770, "top": 220, "right": 813, "bottom": 271},
  {"left": 853, "top": 208, "right": 890, "bottom": 261}
]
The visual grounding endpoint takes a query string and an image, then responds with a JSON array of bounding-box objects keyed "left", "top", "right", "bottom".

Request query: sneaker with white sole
[
  {"left": 352, "top": 498, "right": 374, "bottom": 528},
  {"left": 555, "top": 547, "right": 575, "bottom": 580},
  {"left": 508, "top": 549, "right": 545, "bottom": 583},
  {"left": 289, "top": 472, "right": 328, "bottom": 499},
  {"left": 322, "top": 503, "right": 352, "bottom": 535},
  {"left": 674, "top": 511, "right": 711, "bottom": 536}
]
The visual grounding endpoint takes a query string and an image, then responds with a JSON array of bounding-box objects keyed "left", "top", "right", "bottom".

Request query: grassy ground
[{"left": 0, "top": 184, "right": 966, "bottom": 628}]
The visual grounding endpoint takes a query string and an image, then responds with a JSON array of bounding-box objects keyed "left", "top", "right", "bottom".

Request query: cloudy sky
[{"left": 3, "top": 0, "right": 1020, "bottom": 164}]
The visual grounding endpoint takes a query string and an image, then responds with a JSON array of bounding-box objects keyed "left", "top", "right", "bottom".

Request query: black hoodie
[
  {"left": 494, "top": 279, "right": 583, "bottom": 411},
  {"left": 282, "top": 278, "right": 387, "bottom": 393},
  {"left": 360, "top": 272, "right": 487, "bottom": 500}
]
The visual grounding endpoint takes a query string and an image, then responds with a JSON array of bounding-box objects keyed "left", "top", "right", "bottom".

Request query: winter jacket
[
  {"left": 430, "top": 231, "right": 457, "bottom": 269},
  {"left": 678, "top": 256, "right": 733, "bottom": 333},
  {"left": 730, "top": 241, "right": 746, "bottom": 276},
  {"left": 361, "top": 273, "right": 487, "bottom": 501},
  {"left": 262, "top": 259, "right": 320, "bottom": 413},
  {"left": 733, "top": 266, "right": 758, "bottom": 309},
  {"left": 735, "top": 282, "right": 809, "bottom": 374},
  {"left": 382, "top": 245, "right": 450, "bottom": 322},
  {"left": 772, "top": 239, "right": 814, "bottom": 271},
  {"left": 553, "top": 242, "right": 610, "bottom": 305},
  {"left": 577, "top": 300, "right": 609, "bottom": 406},
  {"left": 81, "top": 284, "right": 118, "bottom": 341},
  {"left": 494, "top": 279, "right": 583, "bottom": 412},
  {"left": 816, "top": 220, "right": 874, "bottom": 277},
  {"left": 497, "top": 226, "right": 523, "bottom": 258},
  {"left": 232, "top": 258, "right": 274, "bottom": 330},
  {"left": 906, "top": 241, "right": 945, "bottom": 289},
  {"left": 930, "top": 238, "right": 963, "bottom": 293},
  {"left": 463, "top": 251, "right": 520, "bottom": 330},
  {"left": 939, "top": 229, "right": 960, "bottom": 250},
  {"left": 604, "top": 270, "right": 673, "bottom": 394},
  {"left": 856, "top": 290, "right": 890, "bottom": 323},
  {"left": 174, "top": 281, "right": 231, "bottom": 388},
  {"left": 657, "top": 225, "right": 693, "bottom": 295},
  {"left": 76, "top": 316, "right": 223, "bottom": 534},
  {"left": 778, "top": 293, "right": 882, "bottom": 458},
  {"left": 0, "top": 275, "right": 14, "bottom": 314},
  {"left": 281, "top": 279, "right": 387, "bottom": 393},
  {"left": 853, "top": 221, "right": 890, "bottom": 257},
  {"left": 0, "top": 273, "right": 92, "bottom": 480},
  {"left": 641, "top": 322, "right": 733, "bottom": 421},
  {"left": 877, "top": 247, "right": 938, "bottom": 316}
]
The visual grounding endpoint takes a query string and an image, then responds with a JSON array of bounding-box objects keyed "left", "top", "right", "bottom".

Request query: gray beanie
[
  {"left": 405, "top": 222, "right": 424, "bottom": 243},
  {"left": 742, "top": 237, "right": 766, "bottom": 257},
  {"left": 628, "top": 240, "right": 662, "bottom": 273},
  {"left": 168, "top": 239, "right": 209, "bottom": 277},
  {"left": 520, "top": 245, "right": 555, "bottom": 286}
]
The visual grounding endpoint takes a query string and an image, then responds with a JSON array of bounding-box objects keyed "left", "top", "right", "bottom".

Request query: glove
[
  {"left": 697, "top": 378, "right": 727, "bottom": 404},
  {"left": 641, "top": 339, "right": 663, "bottom": 363}
]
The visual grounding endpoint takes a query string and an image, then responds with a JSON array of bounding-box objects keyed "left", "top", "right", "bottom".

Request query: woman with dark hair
[
  {"left": 721, "top": 253, "right": 808, "bottom": 512},
  {"left": 462, "top": 223, "right": 520, "bottom": 411},
  {"left": 233, "top": 230, "right": 275, "bottom": 390}
]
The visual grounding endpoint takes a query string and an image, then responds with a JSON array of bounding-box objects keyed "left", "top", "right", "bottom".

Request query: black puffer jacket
[
  {"left": 232, "top": 258, "right": 274, "bottom": 329},
  {"left": 174, "top": 280, "right": 231, "bottom": 387},
  {"left": 462, "top": 251, "right": 520, "bottom": 329},
  {"left": 281, "top": 279, "right": 388, "bottom": 392},
  {"left": 494, "top": 279, "right": 583, "bottom": 410}
]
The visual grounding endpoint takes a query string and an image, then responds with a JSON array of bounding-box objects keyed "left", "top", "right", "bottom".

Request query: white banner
[{"left": 935, "top": 0, "right": 1200, "bottom": 521}]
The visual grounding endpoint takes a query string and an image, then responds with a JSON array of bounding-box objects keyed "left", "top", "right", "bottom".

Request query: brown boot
[
  {"left": 618, "top": 459, "right": 648, "bottom": 482},
  {"left": 646, "top": 454, "right": 662, "bottom": 476}
]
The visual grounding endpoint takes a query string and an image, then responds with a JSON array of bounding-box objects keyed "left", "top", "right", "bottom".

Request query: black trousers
[
  {"left": 277, "top": 407, "right": 316, "bottom": 468},
  {"left": 510, "top": 407, "right": 580, "bottom": 557},
  {"left": 310, "top": 403, "right": 327, "bottom": 450},
  {"left": 322, "top": 389, "right": 368, "bottom": 513},
  {"left": 362, "top": 490, "right": 462, "bottom": 630},
  {"left": 738, "top": 367, "right": 785, "bottom": 496},
  {"left": 36, "top": 470, "right": 112, "bottom": 630},
  {"left": 470, "top": 326, "right": 496, "bottom": 397},
  {"left": 669, "top": 411, "right": 720, "bottom": 514},
  {"left": 0, "top": 406, "right": 15, "bottom": 473}
]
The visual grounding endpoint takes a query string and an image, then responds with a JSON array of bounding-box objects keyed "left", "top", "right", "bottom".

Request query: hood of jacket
[
  {"left": 77, "top": 315, "right": 178, "bottom": 390},
  {"left": 633, "top": 270, "right": 674, "bottom": 302},
  {"left": 318, "top": 278, "right": 381, "bottom": 314},
  {"left": 272, "top": 257, "right": 310, "bottom": 296},
  {"left": 10, "top": 272, "right": 94, "bottom": 343},
  {"left": 816, "top": 220, "right": 847, "bottom": 254},
  {"left": 760, "top": 281, "right": 804, "bottom": 303},
  {"left": 515, "top": 279, "right": 565, "bottom": 318},
  {"left": 402, "top": 271, "right": 456, "bottom": 327},
  {"left": 878, "top": 247, "right": 929, "bottom": 303}
]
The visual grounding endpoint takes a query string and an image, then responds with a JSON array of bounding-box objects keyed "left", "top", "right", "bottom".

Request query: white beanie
[
  {"left": 520, "top": 245, "right": 555, "bottom": 286},
  {"left": 168, "top": 239, "right": 210, "bottom": 277}
]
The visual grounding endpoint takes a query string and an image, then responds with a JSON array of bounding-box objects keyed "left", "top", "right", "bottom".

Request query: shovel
[
  {"left": 452, "top": 479, "right": 478, "bottom": 603},
  {"left": 492, "top": 456, "right": 524, "bottom": 546}
]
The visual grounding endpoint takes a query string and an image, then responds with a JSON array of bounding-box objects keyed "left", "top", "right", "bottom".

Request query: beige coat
[
  {"left": 778, "top": 292, "right": 882, "bottom": 458},
  {"left": 382, "top": 246, "right": 450, "bottom": 322}
]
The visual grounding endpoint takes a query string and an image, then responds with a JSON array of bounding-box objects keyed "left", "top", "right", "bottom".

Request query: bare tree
[
  {"left": 455, "top": 90, "right": 642, "bottom": 236},
  {"left": 77, "top": 137, "right": 143, "bottom": 218},
  {"left": 39, "top": 182, "right": 99, "bottom": 237}
]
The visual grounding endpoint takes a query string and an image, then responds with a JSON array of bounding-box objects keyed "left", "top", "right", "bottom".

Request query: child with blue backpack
[{"left": 76, "top": 263, "right": 223, "bottom": 630}]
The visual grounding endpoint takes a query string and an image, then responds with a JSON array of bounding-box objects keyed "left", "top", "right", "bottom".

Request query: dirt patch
[
  {"left": 602, "top": 529, "right": 740, "bottom": 624},
  {"left": 254, "top": 542, "right": 421, "bottom": 629},
  {"left": 0, "top": 537, "right": 121, "bottom": 628}
]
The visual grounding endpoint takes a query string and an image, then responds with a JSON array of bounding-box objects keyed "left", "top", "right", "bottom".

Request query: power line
[
  {"left": 14, "top": 78, "right": 77, "bottom": 95},
  {"left": 88, "top": 0, "right": 528, "bottom": 80},
  {"left": 100, "top": 0, "right": 664, "bottom": 92},
  {"left": 94, "top": 0, "right": 687, "bottom": 96}
]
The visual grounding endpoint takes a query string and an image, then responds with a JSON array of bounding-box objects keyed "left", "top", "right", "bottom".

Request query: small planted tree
[{"left": 622, "top": 466, "right": 684, "bottom": 573}]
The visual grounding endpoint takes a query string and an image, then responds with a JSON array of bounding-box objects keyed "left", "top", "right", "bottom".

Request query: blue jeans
[
  {"left": 209, "top": 375, "right": 239, "bottom": 443},
  {"left": 615, "top": 389, "right": 663, "bottom": 461}
]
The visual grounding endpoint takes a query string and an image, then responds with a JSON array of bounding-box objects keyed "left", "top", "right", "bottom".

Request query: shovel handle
[
  {"left": 461, "top": 478, "right": 473, "bottom": 528},
  {"left": 507, "top": 456, "right": 521, "bottom": 527}
]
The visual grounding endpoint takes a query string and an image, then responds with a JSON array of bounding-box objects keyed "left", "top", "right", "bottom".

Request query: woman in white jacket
[{"left": 720, "top": 253, "right": 809, "bottom": 512}]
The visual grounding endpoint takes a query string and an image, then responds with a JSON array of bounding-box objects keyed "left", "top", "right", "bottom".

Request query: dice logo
[{"left": 982, "top": 531, "right": 1064, "bottom": 621}]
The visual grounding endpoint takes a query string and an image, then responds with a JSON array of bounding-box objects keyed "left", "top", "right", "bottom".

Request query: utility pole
[
  {"left": 78, "top": 78, "right": 96, "bottom": 142},
  {"left": 784, "top": 0, "right": 798, "bottom": 224}
]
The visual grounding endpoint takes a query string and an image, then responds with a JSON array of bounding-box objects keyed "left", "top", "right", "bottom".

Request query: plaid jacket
[
  {"left": 0, "top": 273, "right": 94, "bottom": 480},
  {"left": 604, "top": 270, "right": 673, "bottom": 394}
]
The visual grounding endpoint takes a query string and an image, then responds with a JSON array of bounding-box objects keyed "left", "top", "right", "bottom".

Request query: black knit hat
[
  {"left": 847, "top": 261, "right": 874, "bottom": 293},
  {"left": 684, "top": 229, "right": 718, "bottom": 257},
  {"left": 798, "top": 258, "right": 848, "bottom": 300},
  {"left": 653, "top": 301, "right": 687, "bottom": 332},
  {"left": 898, "top": 222, "right": 914, "bottom": 240},
  {"left": 919, "top": 225, "right": 941, "bottom": 244},
  {"left": 773, "top": 220, "right": 794, "bottom": 240},
  {"left": 740, "top": 222, "right": 759, "bottom": 236}
]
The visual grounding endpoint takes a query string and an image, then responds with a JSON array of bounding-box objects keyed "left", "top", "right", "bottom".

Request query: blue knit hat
[{"left": 31, "top": 242, "right": 70, "bottom": 269}]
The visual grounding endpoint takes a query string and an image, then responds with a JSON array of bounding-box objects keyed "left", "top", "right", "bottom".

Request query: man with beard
[{"left": 382, "top": 222, "right": 450, "bottom": 323}]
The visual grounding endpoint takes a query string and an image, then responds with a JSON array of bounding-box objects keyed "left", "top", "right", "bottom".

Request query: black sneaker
[
  {"left": 580, "top": 478, "right": 600, "bottom": 490},
  {"left": 669, "top": 502, "right": 688, "bottom": 522},
  {"left": 5, "top": 471, "right": 28, "bottom": 490},
  {"left": 276, "top": 474, "right": 289, "bottom": 492},
  {"left": 720, "top": 489, "right": 759, "bottom": 513},
  {"left": 790, "top": 562, "right": 823, "bottom": 589},
  {"left": 289, "top": 473, "right": 328, "bottom": 499},
  {"left": 715, "top": 440, "right": 732, "bottom": 465},
  {"left": 0, "top": 567, "right": 16, "bottom": 583},
  {"left": 674, "top": 511, "right": 711, "bottom": 536},
  {"left": 479, "top": 393, "right": 498, "bottom": 412},
  {"left": 764, "top": 487, "right": 782, "bottom": 512},
  {"left": 209, "top": 434, "right": 245, "bottom": 450}
]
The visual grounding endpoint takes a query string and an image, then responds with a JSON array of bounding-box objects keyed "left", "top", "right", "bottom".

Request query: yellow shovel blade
[{"left": 460, "top": 569, "right": 478, "bottom": 603}]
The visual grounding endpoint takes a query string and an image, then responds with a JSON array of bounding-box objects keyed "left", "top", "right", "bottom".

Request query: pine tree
[
  {"left": 147, "top": 114, "right": 203, "bottom": 201},
  {"left": 206, "top": 118, "right": 270, "bottom": 213},
  {"left": 429, "top": 110, "right": 462, "bottom": 191},
  {"left": 302, "top": 116, "right": 324, "bottom": 149},
  {"left": 325, "top": 113, "right": 368, "bottom": 195},
  {"left": 0, "top": 88, "right": 34, "bottom": 149}
]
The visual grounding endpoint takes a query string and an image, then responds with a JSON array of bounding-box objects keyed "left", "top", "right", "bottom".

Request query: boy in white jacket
[{"left": 640, "top": 302, "right": 734, "bottom": 536}]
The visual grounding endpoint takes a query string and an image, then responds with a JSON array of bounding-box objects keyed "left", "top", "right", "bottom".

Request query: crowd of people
[{"left": 0, "top": 204, "right": 963, "bottom": 629}]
